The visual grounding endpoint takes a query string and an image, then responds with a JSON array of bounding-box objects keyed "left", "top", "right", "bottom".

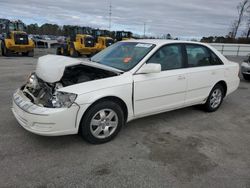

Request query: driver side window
[{"left": 147, "top": 44, "right": 184, "bottom": 71}]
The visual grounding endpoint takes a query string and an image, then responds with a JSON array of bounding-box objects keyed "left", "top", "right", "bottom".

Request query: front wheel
[
  {"left": 80, "top": 100, "right": 124, "bottom": 144},
  {"left": 203, "top": 84, "right": 224, "bottom": 112}
]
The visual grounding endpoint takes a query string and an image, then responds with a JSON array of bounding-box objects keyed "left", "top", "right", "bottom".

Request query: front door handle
[{"left": 178, "top": 75, "right": 186, "bottom": 80}]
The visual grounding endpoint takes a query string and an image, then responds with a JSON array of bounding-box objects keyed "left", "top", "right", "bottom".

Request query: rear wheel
[
  {"left": 80, "top": 100, "right": 124, "bottom": 144},
  {"left": 28, "top": 50, "right": 34, "bottom": 57},
  {"left": 69, "top": 44, "right": 78, "bottom": 57},
  {"left": 58, "top": 44, "right": 68, "bottom": 56},
  {"left": 203, "top": 84, "right": 224, "bottom": 112},
  {"left": 243, "top": 74, "right": 250, "bottom": 81},
  {"left": 56, "top": 47, "right": 62, "bottom": 55},
  {"left": 86, "top": 54, "right": 92, "bottom": 58},
  {"left": 2, "top": 43, "right": 10, "bottom": 56},
  {"left": 22, "top": 52, "right": 28, "bottom": 56},
  {"left": 22, "top": 50, "right": 34, "bottom": 57}
]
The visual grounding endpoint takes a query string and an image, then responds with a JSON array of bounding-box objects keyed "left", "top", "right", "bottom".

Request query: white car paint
[
  {"left": 12, "top": 40, "right": 240, "bottom": 136},
  {"left": 36, "top": 54, "right": 123, "bottom": 83}
]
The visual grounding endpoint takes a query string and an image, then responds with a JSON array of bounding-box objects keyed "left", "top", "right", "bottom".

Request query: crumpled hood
[
  {"left": 35, "top": 55, "right": 123, "bottom": 83},
  {"left": 36, "top": 55, "right": 81, "bottom": 83}
]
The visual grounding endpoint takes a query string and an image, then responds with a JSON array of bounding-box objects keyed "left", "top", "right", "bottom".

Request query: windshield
[
  {"left": 8, "top": 22, "right": 25, "bottom": 31},
  {"left": 91, "top": 42, "right": 155, "bottom": 71},
  {"left": 8, "top": 23, "right": 15, "bottom": 31}
]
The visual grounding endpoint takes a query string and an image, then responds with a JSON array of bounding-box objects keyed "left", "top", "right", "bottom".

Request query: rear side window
[
  {"left": 186, "top": 45, "right": 210, "bottom": 67},
  {"left": 210, "top": 51, "right": 223, "bottom": 65},
  {"left": 186, "top": 44, "right": 223, "bottom": 67}
]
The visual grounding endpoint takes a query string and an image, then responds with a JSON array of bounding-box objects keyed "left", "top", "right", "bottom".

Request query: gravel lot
[{"left": 0, "top": 52, "right": 249, "bottom": 188}]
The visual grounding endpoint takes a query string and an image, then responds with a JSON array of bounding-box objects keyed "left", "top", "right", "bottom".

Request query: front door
[{"left": 133, "top": 44, "right": 188, "bottom": 117}]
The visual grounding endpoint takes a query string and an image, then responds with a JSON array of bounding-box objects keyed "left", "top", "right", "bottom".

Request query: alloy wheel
[
  {"left": 90, "top": 109, "right": 118, "bottom": 139},
  {"left": 210, "top": 88, "right": 222, "bottom": 109}
]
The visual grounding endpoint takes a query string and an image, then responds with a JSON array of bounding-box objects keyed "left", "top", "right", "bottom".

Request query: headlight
[
  {"left": 51, "top": 91, "right": 77, "bottom": 108},
  {"left": 26, "top": 73, "right": 39, "bottom": 89}
]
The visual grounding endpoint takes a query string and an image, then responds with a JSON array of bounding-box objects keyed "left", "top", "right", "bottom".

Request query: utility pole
[
  {"left": 109, "top": 2, "right": 112, "bottom": 31},
  {"left": 143, "top": 22, "right": 146, "bottom": 38}
]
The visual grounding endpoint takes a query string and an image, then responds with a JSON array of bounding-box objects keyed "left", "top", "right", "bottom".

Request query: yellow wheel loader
[
  {"left": 92, "top": 29, "right": 114, "bottom": 53},
  {"left": 115, "top": 31, "right": 133, "bottom": 41},
  {"left": 57, "top": 26, "right": 96, "bottom": 57},
  {"left": 0, "top": 19, "right": 35, "bottom": 57}
]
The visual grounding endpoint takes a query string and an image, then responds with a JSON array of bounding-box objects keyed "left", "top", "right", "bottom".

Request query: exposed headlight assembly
[
  {"left": 26, "top": 73, "right": 39, "bottom": 89},
  {"left": 52, "top": 91, "right": 77, "bottom": 108}
]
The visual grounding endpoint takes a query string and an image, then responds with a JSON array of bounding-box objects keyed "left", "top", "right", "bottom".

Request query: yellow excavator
[
  {"left": 0, "top": 19, "right": 35, "bottom": 56},
  {"left": 115, "top": 31, "right": 133, "bottom": 41},
  {"left": 92, "top": 29, "right": 114, "bottom": 53},
  {"left": 57, "top": 26, "right": 96, "bottom": 57}
]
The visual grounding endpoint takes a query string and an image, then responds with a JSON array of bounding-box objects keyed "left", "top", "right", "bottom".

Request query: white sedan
[{"left": 12, "top": 40, "right": 240, "bottom": 144}]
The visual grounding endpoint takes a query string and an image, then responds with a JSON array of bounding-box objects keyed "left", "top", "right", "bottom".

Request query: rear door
[{"left": 184, "top": 44, "right": 224, "bottom": 105}]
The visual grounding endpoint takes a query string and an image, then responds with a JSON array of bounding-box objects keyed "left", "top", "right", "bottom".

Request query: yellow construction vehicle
[
  {"left": 57, "top": 26, "right": 96, "bottom": 57},
  {"left": 92, "top": 29, "right": 114, "bottom": 53},
  {"left": 115, "top": 31, "right": 133, "bottom": 41},
  {"left": 0, "top": 19, "right": 35, "bottom": 56}
]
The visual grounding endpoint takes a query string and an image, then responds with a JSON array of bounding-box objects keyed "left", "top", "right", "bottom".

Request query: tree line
[
  {"left": 25, "top": 0, "right": 250, "bottom": 43},
  {"left": 26, "top": 23, "right": 91, "bottom": 36},
  {"left": 201, "top": 0, "right": 250, "bottom": 44}
]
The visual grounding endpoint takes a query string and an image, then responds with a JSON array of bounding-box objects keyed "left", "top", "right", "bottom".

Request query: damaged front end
[
  {"left": 22, "top": 73, "right": 76, "bottom": 108},
  {"left": 21, "top": 64, "right": 118, "bottom": 108}
]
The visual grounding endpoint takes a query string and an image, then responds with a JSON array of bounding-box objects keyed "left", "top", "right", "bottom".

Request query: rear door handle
[{"left": 211, "top": 71, "right": 216, "bottom": 75}]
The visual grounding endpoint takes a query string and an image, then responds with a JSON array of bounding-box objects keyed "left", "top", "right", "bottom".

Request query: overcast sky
[{"left": 0, "top": 0, "right": 246, "bottom": 38}]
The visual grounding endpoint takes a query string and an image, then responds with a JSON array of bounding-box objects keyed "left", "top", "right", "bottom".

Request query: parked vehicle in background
[
  {"left": 0, "top": 19, "right": 35, "bottom": 56},
  {"left": 92, "top": 29, "right": 114, "bottom": 53},
  {"left": 56, "top": 26, "right": 96, "bottom": 57},
  {"left": 115, "top": 31, "right": 133, "bottom": 41},
  {"left": 12, "top": 40, "right": 239, "bottom": 144},
  {"left": 241, "top": 54, "right": 250, "bottom": 80}
]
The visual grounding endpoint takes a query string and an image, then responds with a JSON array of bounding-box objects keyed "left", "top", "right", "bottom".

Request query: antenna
[{"left": 109, "top": 2, "right": 112, "bottom": 31}]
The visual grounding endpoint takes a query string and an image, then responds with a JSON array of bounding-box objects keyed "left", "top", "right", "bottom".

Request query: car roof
[
  {"left": 120, "top": 39, "right": 230, "bottom": 66},
  {"left": 122, "top": 39, "right": 208, "bottom": 46}
]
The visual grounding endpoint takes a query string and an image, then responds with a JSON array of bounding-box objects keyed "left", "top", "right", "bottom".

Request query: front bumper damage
[{"left": 11, "top": 89, "right": 80, "bottom": 136}]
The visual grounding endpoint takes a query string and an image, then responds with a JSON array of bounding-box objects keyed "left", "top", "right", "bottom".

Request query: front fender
[{"left": 75, "top": 83, "right": 133, "bottom": 130}]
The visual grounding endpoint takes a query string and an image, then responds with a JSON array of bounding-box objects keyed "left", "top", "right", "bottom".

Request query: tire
[
  {"left": 2, "top": 43, "right": 10, "bottom": 56},
  {"left": 203, "top": 84, "right": 224, "bottom": 112},
  {"left": 243, "top": 74, "right": 250, "bottom": 81},
  {"left": 86, "top": 54, "right": 92, "bottom": 58},
  {"left": 58, "top": 44, "right": 68, "bottom": 56},
  {"left": 80, "top": 100, "right": 124, "bottom": 144},
  {"left": 1, "top": 42, "right": 4, "bottom": 56},
  {"left": 22, "top": 52, "right": 29, "bottom": 56},
  {"left": 69, "top": 44, "right": 78, "bottom": 57},
  {"left": 23, "top": 50, "right": 34, "bottom": 57},
  {"left": 1, "top": 46, "right": 4, "bottom": 56},
  {"left": 56, "top": 47, "right": 62, "bottom": 55},
  {"left": 28, "top": 50, "right": 34, "bottom": 57}
]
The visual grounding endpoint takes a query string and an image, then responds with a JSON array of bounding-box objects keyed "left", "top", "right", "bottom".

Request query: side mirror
[{"left": 137, "top": 63, "right": 161, "bottom": 74}]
